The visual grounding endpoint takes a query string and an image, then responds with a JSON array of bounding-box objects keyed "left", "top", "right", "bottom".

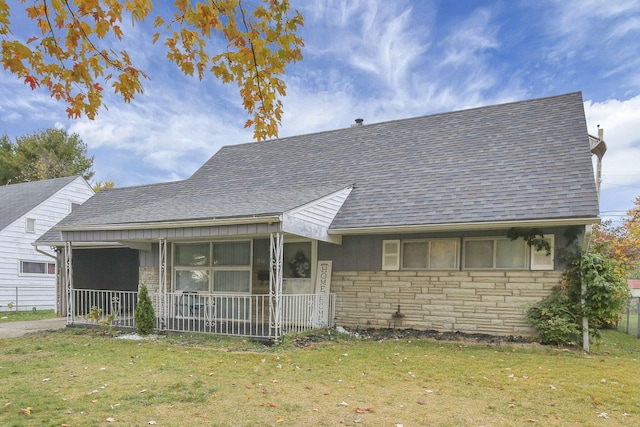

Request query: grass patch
[
  {"left": 0, "top": 310, "right": 56, "bottom": 323},
  {"left": 619, "top": 312, "right": 639, "bottom": 337},
  {"left": 0, "top": 328, "right": 639, "bottom": 426}
]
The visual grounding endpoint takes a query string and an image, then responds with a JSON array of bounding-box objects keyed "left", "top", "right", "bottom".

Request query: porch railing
[
  {"left": 68, "top": 289, "right": 335, "bottom": 339},
  {"left": 68, "top": 289, "right": 138, "bottom": 327}
]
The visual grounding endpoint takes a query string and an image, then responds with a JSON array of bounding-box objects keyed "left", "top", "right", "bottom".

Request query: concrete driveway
[{"left": 0, "top": 317, "right": 66, "bottom": 339}]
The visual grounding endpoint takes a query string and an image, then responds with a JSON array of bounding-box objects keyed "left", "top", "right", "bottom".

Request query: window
[
  {"left": 401, "top": 239, "right": 459, "bottom": 270},
  {"left": 173, "top": 241, "right": 251, "bottom": 293},
  {"left": 25, "top": 218, "right": 36, "bottom": 233},
  {"left": 463, "top": 237, "right": 527, "bottom": 269},
  {"left": 21, "top": 261, "right": 55, "bottom": 275}
]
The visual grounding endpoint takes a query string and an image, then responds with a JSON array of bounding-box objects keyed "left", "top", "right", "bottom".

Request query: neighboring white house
[{"left": 0, "top": 176, "right": 94, "bottom": 312}]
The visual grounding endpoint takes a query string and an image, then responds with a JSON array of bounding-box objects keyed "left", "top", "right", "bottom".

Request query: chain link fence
[{"left": 618, "top": 297, "right": 640, "bottom": 338}]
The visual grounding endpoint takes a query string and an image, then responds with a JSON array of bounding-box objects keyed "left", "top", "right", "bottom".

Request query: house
[
  {"left": 629, "top": 280, "right": 640, "bottom": 298},
  {"left": 0, "top": 176, "right": 94, "bottom": 312},
  {"left": 39, "top": 92, "right": 601, "bottom": 339}
]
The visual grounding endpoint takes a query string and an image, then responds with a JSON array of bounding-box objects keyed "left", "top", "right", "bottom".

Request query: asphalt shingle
[{"left": 57, "top": 92, "right": 599, "bottom": 230}]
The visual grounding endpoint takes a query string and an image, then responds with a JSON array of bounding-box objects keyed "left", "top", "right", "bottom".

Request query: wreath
[{"left": 289, "top": 250, "right": 310, "bottom": 278}]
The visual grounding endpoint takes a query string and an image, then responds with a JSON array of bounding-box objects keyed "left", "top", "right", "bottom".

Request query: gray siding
[
  {"left": 62, "top": 222, "right": 281, "bottom": 243},
  {"left": 319, "top": 226, "right": 582, "bottom": 272}
]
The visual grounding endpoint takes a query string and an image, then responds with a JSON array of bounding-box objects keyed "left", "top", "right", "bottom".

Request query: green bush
[
  {"left": 527, "top": 252, "right": 630, "bottom": 346},
  {"left": 134, "top": 283, "right": 156, "bottom": 335},
  {"left": 526, "top": 287, "right": 581, "bottom": 345}
]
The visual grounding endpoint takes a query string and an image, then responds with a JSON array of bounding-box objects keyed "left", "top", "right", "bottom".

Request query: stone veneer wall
[{"left": 331, "top": 270, "right": 563, "bottom": 336}]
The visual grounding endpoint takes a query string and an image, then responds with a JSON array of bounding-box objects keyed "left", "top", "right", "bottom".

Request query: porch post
[
  {"left": 269, "top": 232, "right": 284, "bottom": 340},
  {"left": 64, "top": 242, "right": 73, "bottom": 324},
  {"left": 158, "top": 238, "right": 167, "bottom": 330}
]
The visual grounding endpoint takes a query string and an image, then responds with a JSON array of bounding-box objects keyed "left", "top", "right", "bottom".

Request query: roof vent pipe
[{"left": 351, "top": 118, "right": 364, "bottom": 127}]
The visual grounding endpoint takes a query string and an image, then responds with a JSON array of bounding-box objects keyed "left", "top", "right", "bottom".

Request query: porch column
[
  {"left": 158, "top": 238, "right": 167, "bottom": 330},
  {"left": 64, "top": 242, "right": 73, "bottom": 324},
  {"left": 269, "top": 232, "right": 284, "bottom": 340}
]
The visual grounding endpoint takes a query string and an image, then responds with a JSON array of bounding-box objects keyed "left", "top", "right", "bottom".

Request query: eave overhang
[
  {"left": 329, "top": 216, "right": 601, "bottom": 236},
  {"left": 56, "top": 214, "right": 283, "bottom": 232}
]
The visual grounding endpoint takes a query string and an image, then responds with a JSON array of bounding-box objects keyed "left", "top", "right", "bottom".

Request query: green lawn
[
  {"left": 619, "top": 312, "right": 640, "bottom": 337},
  {"left": 1, "top": 328, "right": 639, "bottom": 426},
  {"left": 0, "top": 310, "right": 56, "bottom": 323}
]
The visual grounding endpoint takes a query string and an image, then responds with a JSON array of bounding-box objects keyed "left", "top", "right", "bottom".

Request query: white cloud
[{"left": 584, "top": 95, "right": 640, "bottom": 219}]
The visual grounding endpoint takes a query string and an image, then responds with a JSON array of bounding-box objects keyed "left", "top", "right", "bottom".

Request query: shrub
[
  {"left": 527, "top": 251, "right": 631, "bottom": 346},
  {"left": 135, "top": 283, "right": 155, "bottom": 335},
  {"left": 526, "top": 287, "right": 580, "bottom": 345}
]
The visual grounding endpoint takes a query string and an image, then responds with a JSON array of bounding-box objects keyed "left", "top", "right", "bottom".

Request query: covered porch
[{"left": 62, "top": 231, "right": 337, "bottom": 340}]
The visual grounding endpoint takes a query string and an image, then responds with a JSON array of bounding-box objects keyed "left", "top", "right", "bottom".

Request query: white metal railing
[
  {"left": 68, "top": 289, "right": 138, "bottom": 327},
  {"left": 67, "top": 289, "right": 335, "bottom": 339}
]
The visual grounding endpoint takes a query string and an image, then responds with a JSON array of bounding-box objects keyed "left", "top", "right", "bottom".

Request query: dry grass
[{"left": 1, "top": 328, "right": 639, "bottom": 426}]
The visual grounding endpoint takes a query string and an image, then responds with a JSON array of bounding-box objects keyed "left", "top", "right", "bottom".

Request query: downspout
[
  {"left": 581, "top": 224, "right": 593, "bottom": 353},
  {"left": 582, "top": 127, "right": 607, "bottom": 352},
  {"left": 34, "top": 245, "right": 57, "bottom": 260}
]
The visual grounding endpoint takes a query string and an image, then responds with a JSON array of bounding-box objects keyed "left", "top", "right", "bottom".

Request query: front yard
[{"left": 1, "top": 328, "right": 639, "bottom": 426}]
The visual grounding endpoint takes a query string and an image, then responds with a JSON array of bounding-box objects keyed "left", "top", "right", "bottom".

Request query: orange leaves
[
  {"left": 3, "top": 0, "right": 303, "bottom": 140},
  {"left": 24, "top": 74, "right": 38, "bottom": 89}
]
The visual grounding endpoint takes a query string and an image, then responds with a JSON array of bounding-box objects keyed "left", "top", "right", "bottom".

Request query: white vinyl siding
[
  {"left": 530, "top": 235, "right": 555, "bottom": 271},
  {"left": 0, "top": 176, "right": 93, "bottom": 312}
]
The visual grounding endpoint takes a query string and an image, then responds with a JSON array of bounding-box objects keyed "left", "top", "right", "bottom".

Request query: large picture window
[
  {"left": 174, "top": 241, "right": 252, "bottom": 293},
  {"left": 463, "top": 237, "right": 527, "bottom": 269}
]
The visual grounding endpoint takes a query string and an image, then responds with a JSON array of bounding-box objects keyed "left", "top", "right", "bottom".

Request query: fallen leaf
[
  {"left": 88, "top": 390, "right": 98, "bottom": 395},
  {"left": 19, "top": 407, "right": 32, "bottom": 415},
  {"left": 340, "top": 401, "right": 349, "bottom": 406},
  {"left": 276, "top": 417, "right": 284, "bottom": 423},
  {"left": 598, "top": 413, "right": 610, "bottom": 419},
  {"left": 268, "top": 402, "right": 277, "bottom": 408},
  {"left": 42, "top": 378, "right": 51, "bottom": 382},
  {"left": 106, "top": 417, "right": 115, "bottom": 422}
]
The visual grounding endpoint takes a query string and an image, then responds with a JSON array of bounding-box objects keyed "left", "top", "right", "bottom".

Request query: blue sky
[{"left": 1, "top": 0, "right": 639, "bottom": 224}]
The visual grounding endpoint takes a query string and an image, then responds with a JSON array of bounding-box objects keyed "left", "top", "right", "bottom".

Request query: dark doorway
[{"left": 73, "top": 248, "right": 139, "bottom": 291}]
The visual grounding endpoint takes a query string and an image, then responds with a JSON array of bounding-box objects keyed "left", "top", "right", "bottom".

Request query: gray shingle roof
[
  {"left": 58, "top": 92, "right": 599, "bottom": 230},
  {"left": 0, "top": 176, "right": 79, "bottom": 231}
]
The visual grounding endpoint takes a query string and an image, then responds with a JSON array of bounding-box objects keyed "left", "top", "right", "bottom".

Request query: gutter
[
  {"left": 329, "top": 217, "right": 601, "bottom": 235},
  {"left": 56, "top": 214, "right": 283, "bottom": 232},
  {"left": 33, "top": 245, "right": 57, "bottom": 260}
]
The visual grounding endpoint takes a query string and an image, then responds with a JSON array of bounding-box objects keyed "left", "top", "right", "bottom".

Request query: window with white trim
[
  {"left": 463, "top": 237, "right": 527, "bottom": 269},
  {"left": 25, "top": 218, "right": 36, "bottom": 233},
  {"left": 20, "top": 260, "right": 55, "bottom": 275},
  {"left": 173, "top": 241, "right": 252, "bottom": 293},
  {"left": 401, "top": 239, "right": 459, "bottom": 270}
]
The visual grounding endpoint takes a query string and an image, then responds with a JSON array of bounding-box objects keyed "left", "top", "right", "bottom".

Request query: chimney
[{"left": 351, "top": 118, "right": 364, "bottom": 127}]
